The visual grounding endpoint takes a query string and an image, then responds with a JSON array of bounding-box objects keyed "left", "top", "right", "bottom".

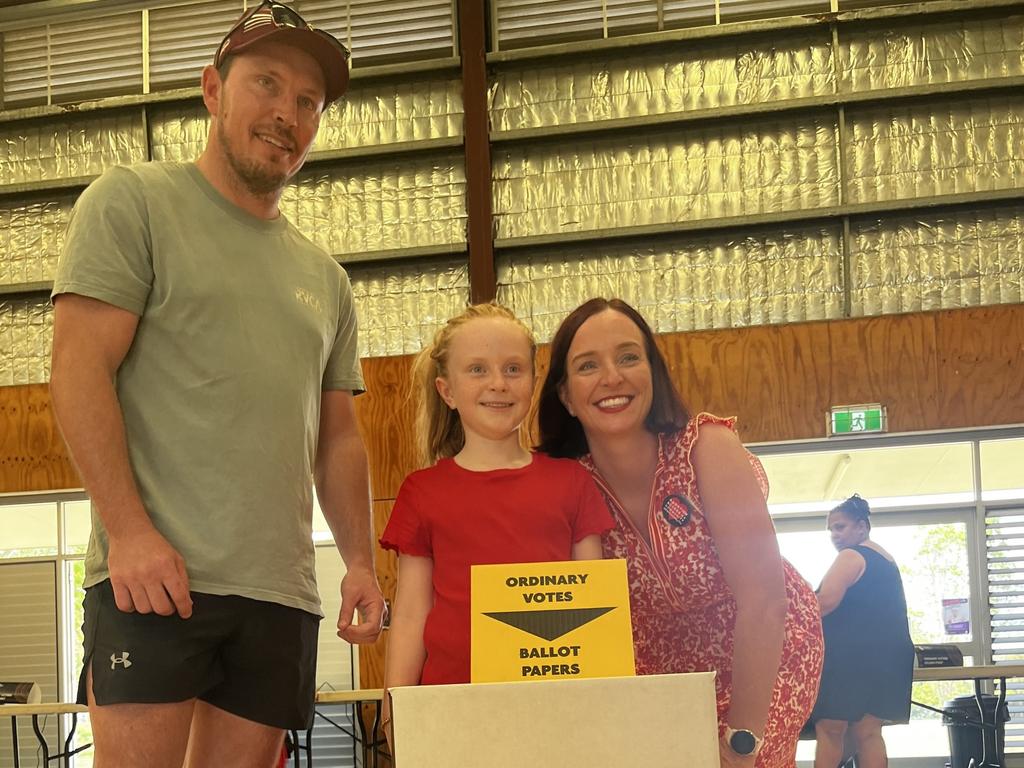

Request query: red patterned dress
[{"left": 581, "top": 413, "right": 823, "bottom": 767}]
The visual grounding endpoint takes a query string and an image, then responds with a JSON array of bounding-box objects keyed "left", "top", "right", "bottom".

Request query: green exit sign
[{"left": 829, "top": 404, "right": 887, "bottom": 436}]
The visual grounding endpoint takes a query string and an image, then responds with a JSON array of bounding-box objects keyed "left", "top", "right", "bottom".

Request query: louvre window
[
  {"left": 1, "top": 0, "right": 456, "bottom": 108},
  {"left": 492, "top": 0, "right": 960, "bottom": 50},
  {"left": 1, "top": 12, "right": 142, "bottom": 107},
  {"left": 0, "top": 561, "right": 59, "bottom": 768},
  {"left": 986, "top": 508, "right": 1024, "bottom": 751},
  {"left": 149, "top": 1, "right": 243, "bottom": 90},
  {"left": 300, "top": 0, "right": 455, "bottom": 64}
]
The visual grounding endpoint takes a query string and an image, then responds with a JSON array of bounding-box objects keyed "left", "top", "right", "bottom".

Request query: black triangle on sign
[{"left": 482, "top": 607, "right": 616, "bottom": 642}]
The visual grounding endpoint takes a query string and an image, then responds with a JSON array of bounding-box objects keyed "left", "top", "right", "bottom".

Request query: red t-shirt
[{"left": 380, "top": 452, "right": 614, "bottom": 685}]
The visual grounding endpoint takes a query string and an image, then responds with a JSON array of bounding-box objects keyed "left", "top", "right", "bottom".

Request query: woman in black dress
[{"left": 812, "top": 495, "right": 914, "bottom": 768}]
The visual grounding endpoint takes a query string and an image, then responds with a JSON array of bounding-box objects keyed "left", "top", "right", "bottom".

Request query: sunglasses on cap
[{"left": 215, "top": 0, "right": 351, "bottom": 102}]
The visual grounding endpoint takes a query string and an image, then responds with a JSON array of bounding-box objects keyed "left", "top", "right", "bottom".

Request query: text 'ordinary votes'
[{"left": 507, "top": 573, "right": 589, "bottom": 604}]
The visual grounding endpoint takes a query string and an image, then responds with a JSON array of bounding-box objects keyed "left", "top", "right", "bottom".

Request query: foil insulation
[
  {"left": 315, "top": 77, "right": 463, "bottom": 147},
  {"left": 840, "top": 14, "right": 1024, "bottom": 92},
  {"left": 0, "top": 297, "right": 52, "bottom": 386},
  {"left": 348, "top": 257, "right": 470, "bottom": 358},
  {"left": 489, "top": 14, "right": 1024, "bottom": 132},
  {"left": 280, "top": 156, "right": 467, "bottom": 257},
  {"left": 845, "top": 94, "right": 1024, "bottom": 204},
  {"left": 492, "top": 118, "right": 840, "bottom": 239},
  {"left": 851, "top": 205, "right": 1024, "bottom": 315},
  {"left": 0, "top": 112, "right": 146, "bottom": 185},
  {"left": 148, "top": 104, "right": 210, "bottom": 163},
  {"left": 490, "top": 31, "right": 835, "bottom": 131},
  {"left": 496, "top": 227, "right": 843, "bottom": 342},
  {"left": 0, "top": 198, "right": 73, "bottom": 285}
]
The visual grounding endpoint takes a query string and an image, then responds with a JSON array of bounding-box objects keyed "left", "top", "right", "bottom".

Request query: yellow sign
[{"left": 470, "top": 559, "right": 636, "bottom": 683}]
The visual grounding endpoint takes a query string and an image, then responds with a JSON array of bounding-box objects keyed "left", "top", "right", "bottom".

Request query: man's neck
[{"left": 195, "top": 150, "right": 282, "bottom": 221}]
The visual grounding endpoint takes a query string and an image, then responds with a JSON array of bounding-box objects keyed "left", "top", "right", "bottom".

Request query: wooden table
[
  {"left": 0, "top": 690, "right": 386, "bottom": 768},
  {"left": 911, "top": 664, "right": 1024, "bottom": 768},
  {"left": 913, "top": 663, "right": 1024, "bottom": 683},
  {"left": 0, "top": 702, "right": 88, "bottom": 768}
]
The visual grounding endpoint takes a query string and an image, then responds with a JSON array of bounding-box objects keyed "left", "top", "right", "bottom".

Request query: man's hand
[
  {"left": 107, "top": 525, "right": 193, "bottom": 618},
  {"left": 336, "top": 566, "right": 386, "bottom": 643}
]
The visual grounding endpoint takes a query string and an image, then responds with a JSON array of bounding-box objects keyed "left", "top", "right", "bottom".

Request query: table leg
[
  {"left": 353, "top": 703, "right": 367, "bottom": 766},
  {"left": 995, "top": 677, "right": 1007, "bottom": 768},
  {"left": 30, "top": 715, "right": 49, "bottom": 764},
  {"left": 63, "top": 714, "right": 78, "bottom": 768},
  {"left": 370, "top": 701, "right": 381, "bottom": 768},
  {"left": 973, "top": 678, "right": 1002, "bottom": 768},
  {"left": 11, "top": 715, "right": 19, "bottom": 768}
]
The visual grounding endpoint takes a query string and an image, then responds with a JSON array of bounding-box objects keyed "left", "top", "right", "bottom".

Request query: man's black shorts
[{"left": 77, "top": 579, "right": 321, "bottom": 730}]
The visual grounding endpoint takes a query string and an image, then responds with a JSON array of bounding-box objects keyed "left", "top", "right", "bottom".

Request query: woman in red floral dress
[{"left": 538, "top": 298, "right": 823, "bottom": 768}]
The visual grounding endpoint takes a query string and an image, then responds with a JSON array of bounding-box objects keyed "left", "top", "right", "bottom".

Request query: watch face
[{"left": 729, "top": 730, "right": 757, "bottom": 755}]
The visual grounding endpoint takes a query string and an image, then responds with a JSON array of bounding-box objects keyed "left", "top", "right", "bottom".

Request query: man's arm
[
  {"left": 314, "top": 389, "right": 385, "bottom": 644},
  {"left": 50, "top": 293, "right": 192, "bottom": 618}
]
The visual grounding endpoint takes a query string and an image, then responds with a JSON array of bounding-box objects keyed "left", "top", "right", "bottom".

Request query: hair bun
[
  {"left": 850, "top": 493, "right": 871, "bottom": 517},
  {"left": 835, "top": 493, "right": 871, "bottom": 521}
]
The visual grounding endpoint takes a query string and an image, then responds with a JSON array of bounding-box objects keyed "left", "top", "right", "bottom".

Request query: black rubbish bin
[{"left": 943, "top": 693, "right": 1010, "bottom": 768}]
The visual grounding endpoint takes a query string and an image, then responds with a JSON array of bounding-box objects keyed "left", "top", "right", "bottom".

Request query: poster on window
[{"left": 943, "top": 598, "right": 970, "bottom": 635}]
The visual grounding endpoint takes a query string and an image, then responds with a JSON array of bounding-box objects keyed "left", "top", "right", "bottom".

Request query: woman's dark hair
[
  {"left": 536, "top": 297, "right": 690, "bottom": 458},
  {"left": 833, "top": 493, "right": 871, "bottom": 530}
]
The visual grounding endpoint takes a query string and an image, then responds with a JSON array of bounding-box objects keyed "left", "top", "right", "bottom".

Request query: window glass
[
  {"left": 314, "top": 545, "right": 354, "bottom": 689},
  {"left": 981, "top": 438, "right": 1024, "bottom": 502},
  {"left": 0, "top": 502, "right": 58, "bottom": 557},
  {"left": 759, "top": 442, "right": 975, "bottom": 515},
  {"left": 874, "top": 523, "right": 972, "bottom": 645},
  {"left": 64, "top": 500, "right": 92, "bottom": 555},
  {"left": 312, "top": 489, "right": 334, "bottom": 543},
  {"left": 66, "top": 558, "right": 94, "bottom": 767}
]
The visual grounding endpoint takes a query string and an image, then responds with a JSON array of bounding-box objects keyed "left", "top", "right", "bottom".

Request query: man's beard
[{"left": 218, "top": 125, "right": 293, "bottom": 197}]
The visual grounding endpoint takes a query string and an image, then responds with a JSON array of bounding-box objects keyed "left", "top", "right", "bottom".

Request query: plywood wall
[
  {"left": 0, "top": 383, "right": 78, "bottom": 492},
  {"left": 3, "top": 304, "right": 1022, "bottom": 692}
]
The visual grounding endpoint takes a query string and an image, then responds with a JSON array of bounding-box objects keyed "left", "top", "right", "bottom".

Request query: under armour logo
[{"left": 110, "top": 652, "right": 132, "bottom": 670}]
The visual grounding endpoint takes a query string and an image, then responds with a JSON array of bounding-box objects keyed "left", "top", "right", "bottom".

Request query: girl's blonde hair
[{"left": 412, "top": 303, "right": 537, "bottom": 467}]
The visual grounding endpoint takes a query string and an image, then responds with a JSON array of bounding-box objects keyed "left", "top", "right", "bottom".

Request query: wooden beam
[{"left": 458, "top": 0, "right": 496, "bottom": 304}]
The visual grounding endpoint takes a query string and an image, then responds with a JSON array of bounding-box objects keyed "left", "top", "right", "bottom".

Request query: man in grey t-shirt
[{"left": 49, "top": 3, "right": 385, "bottom": 765}]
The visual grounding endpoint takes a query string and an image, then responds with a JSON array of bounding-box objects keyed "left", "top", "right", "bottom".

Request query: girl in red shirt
[{"left": 379, "top": 304, "right": 613, "bottom": 737}]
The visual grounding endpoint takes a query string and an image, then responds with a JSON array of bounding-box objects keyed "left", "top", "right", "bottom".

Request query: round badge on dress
[{"left": 661, "top": 494, "right": 695, "bottom": 527}]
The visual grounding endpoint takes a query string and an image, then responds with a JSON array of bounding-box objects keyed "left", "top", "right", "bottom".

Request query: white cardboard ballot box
[{"left": 389, "top": 672, "right": 718, "bottom": 767}]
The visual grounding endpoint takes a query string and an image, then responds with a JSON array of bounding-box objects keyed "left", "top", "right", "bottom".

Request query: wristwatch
[{"left": 723, "top": 726, "right": 763, "bottom": 757}]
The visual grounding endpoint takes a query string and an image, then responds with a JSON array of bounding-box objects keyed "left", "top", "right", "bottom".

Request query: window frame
[
  {"left": 0, "top": 489, "right": 88, "bottom": 764},
  {"left": 751, "top": 423, "right": 1024, "bottom": 760}
]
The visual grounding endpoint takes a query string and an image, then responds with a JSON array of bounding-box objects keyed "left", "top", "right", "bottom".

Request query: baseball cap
[{"left": 215, "top": 0, "right": 351, "bottom": 104}]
